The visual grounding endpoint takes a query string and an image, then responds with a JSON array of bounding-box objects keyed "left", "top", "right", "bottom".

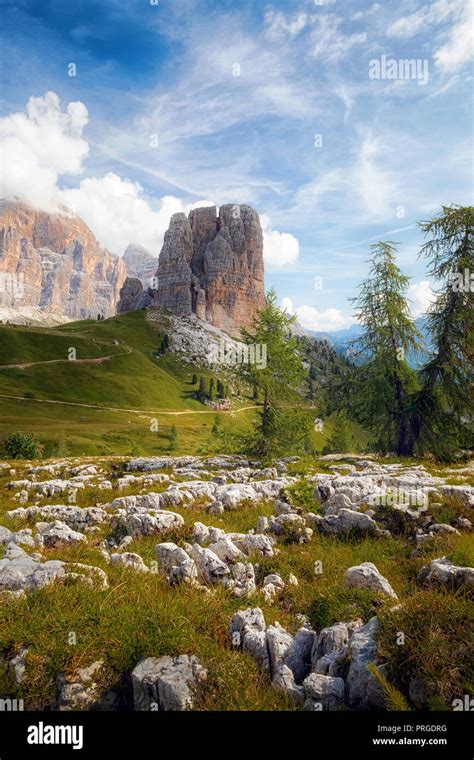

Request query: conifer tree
[
  {"left": 410, "top": 205, "right": 474, "bottom": 457},
  {"left": 322, "top": 410, "right": 353, "bottom": 454},
  {"left": 168, "top": 424, "right": 177, "bottom": 451},
  {"left": 198, "top": 376, "right": 207, "bottom": 401},
  {"left": 240, "top": 289, "right": 308, "bottom": 457},
  {"left": 350, "top": 242, "right": 422, "bottom": 454}
]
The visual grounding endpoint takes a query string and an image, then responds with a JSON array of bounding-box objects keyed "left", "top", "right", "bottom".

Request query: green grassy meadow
[{"left": 0, "top": 310, "right": 368, "bottom": 457}]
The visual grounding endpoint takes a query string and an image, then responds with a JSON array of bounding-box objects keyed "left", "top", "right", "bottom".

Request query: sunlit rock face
[
  {"left": 0, "top": 199, "right": 127, "bottom": 319},
  {"left": 155, "top": 204, "right": 266, "bottom": 336}
]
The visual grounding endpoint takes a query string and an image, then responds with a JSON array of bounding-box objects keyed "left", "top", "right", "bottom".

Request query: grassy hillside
[{"left": 0, "top": 310, "right": 369, "bottom": 457}]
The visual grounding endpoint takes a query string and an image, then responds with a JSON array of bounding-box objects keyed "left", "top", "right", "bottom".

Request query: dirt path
[
  {"left": 0, "top": 347, "right": 132, "bottom": 370},
  {"left": 0, "top": 393, "right": 259, "bottom": 417}
]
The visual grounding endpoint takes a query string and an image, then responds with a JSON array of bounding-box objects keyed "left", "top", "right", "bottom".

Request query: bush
[
  {"left": 308, "top": 587, "right": 383, "bottom": 630},
  {"left": 377, "top": 590, "right": 474, "bottom": 709},
  {"left": 282, "top": 479, "right": 320, "bottom": 512},
  {"left": 4, "top": 432, "right": 43, "bottom": 460}
]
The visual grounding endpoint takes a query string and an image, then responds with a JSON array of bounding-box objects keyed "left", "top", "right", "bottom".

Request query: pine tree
[
  {"left": 410, "top": 205, "right": 474, "bottom": 458},
  {"left": 240, "top": 289, "right": 308, "bottom": 457},
  {"left": 198, "top": 376, "right": 207, "bottom": 401},
  {"left": 323, "top": 410, "right": 353, "bottom": 454},
  {"left": 168, "top": 424, "right": 177, "bottom": 451},
  {"left": 191, "top": 374, "right": 198, "bottom": 385},
  {"left": 209, "top": 377, "right": 216, "bottom": 401},
  {"left": 350, "top": 242, "right": 422, "bottom": 455},
  {"left": 211, "top": 414, "right": 221, "bottom": 436}
]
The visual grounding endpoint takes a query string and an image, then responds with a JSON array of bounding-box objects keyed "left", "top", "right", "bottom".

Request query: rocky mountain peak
[
  {"left": 154, "top": 203, "right": 265, "bottom": 336},
  {"left": 122, "top": 244, "right": 157, "bottom": 287},
  {"left": 0, "top": 199, "right": 127, "bottom": 322}
]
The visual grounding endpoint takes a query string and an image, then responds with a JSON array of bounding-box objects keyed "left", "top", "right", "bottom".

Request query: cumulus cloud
[
  {"left": 0, "top": 92, "right": 298, "bottom": 259},
  {"left": 61, "top": 174, "right": 203, "bottom": 256},
  {"left": 282, "top": 297, "right": 356, "bottom": 332},
  {"left": 260, "top": 214, "right": 299, "bottom": 268},
  {"left": 0, "top": 91, "right": 89, "bottom": 210},
  {"left": 407, "top": 280, "right": 435, "bottom": 318}
]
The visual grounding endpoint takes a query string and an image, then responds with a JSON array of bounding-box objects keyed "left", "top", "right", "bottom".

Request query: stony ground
[{"left": 0, "top": 453, "right": 472, "bottom": 711}]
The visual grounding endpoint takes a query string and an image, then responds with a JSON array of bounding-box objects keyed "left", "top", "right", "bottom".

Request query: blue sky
[{"left": 0, "top": 0, "right": 472, "bottom": 330}]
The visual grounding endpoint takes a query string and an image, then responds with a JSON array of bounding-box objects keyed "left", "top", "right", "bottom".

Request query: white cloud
[
  {"left": 281, "top": 297, "right": 293, "bottom": 313},
  {"left": 310, "top": 15, "right": 366, "bottom": 62},
  {"left": 352, "top": 4, "right": 381, "bottom": 21},
  {"left": 292, "top": 130, "right": 396, "bottom": 223},
  {"left": 355, "top": 132, "right": 394, "bottom": 217},
  {"left": 387, "top": 0, "right": 473, "bottom": 73},
  {"left": 434, "top": 12, "right": 473, "bottom": 73},
  {"left": 0, "top": 91, "right": 89, "bottom": 211},
  {"left": 281, "top": 297, "right": 356, "bottom": 331},
  {"left": 407, "top": 280, "right": 435, "bottom": 318},
  {"left": 264, "top": 9, "right": 308, "bottom": 41},
  {"left": 0, "top": 92, "right": 216, "bottom": 256},
  {"left": 387, "top": 0, "right": 454, "bottom": 38},
  {"left": 260, "top": 214, "right": 299, "bottom": 268},
  {"left": 60, "top": 174, "right": 211, "bottom": 256}
]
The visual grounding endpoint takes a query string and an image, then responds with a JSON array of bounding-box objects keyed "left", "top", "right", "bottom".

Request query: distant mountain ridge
[
  {"left": 122, "top": 244, "right": 157, "bottom": 287},
  {"left": 310, "top": 318, "right": 432, "bottom": 367}
]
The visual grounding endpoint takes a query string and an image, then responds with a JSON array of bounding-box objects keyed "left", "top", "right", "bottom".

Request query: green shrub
[
  {"left": 373, "top": 505, "right": 413, "bottom": 536},
  {"left": 308, "top": 587, "right": 383, "bottom": 630},
  {"left": 4, "top": 431, "right": 43, "bottom": 459},
  {"left": 282, "top": 479, "right": 320, "bottom": 512},
  {"left": 254, "top": 558, "right": 283, "bottom": 586}
]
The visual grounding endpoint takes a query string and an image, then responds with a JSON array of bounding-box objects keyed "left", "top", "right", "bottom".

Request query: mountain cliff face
[
  {"left": 154, "top": 204, "right": 266, "bottom": 335},
  {"left": 0, "top": 200, "right": 127, "bottom": 321},
  {"left": 122, "top": 244, "right": 157, "bottom": 287},
  {"left": 1, "top": 199, "right": 266, "bottom": 334}
]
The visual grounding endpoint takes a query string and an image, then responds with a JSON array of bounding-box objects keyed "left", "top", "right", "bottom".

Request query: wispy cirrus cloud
[{"left": 0, "top": 0, "right": 472, "bottom": 325}]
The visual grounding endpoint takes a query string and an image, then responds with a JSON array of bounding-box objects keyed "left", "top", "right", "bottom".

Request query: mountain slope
[{"left": 0, "top": 310, "right": 368, "bottom": 457}]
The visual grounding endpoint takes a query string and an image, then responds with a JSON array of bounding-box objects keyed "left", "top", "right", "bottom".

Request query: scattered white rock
[
  {"left": 110, "top": 552, "right": 149, "bottom": 573},
  {"left": 132, "top": 655, "right": 207, "bottom": 711},
  {"left": 344, "top": 562, "right": 398, "bottom": 599},
  {"left": 155, "top": 543, "right": 198, "bottom": 585},
  {"left": 35, "top": 521, "right": 87, "bottom": 548},
  {"left": 189, "top": 544, "right": 230, "bottom": 584},
  {"left": 417, "top": 557, "right": 474, "bottom": 590},
  {"left": 303, "top": 672, "right": 345, "bottom": 711}
]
